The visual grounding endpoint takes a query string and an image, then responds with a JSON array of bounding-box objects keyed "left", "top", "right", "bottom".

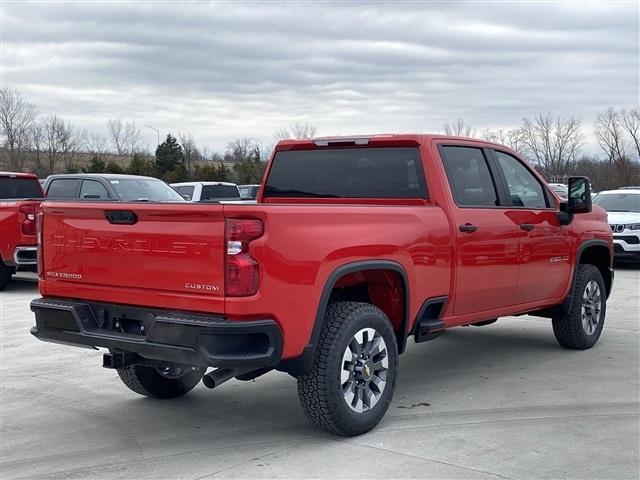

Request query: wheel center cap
[{"left": 356, "top": 360, "right": 374, "bottom": 381}]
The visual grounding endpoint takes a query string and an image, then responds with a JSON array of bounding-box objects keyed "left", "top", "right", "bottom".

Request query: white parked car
[
  {"left": 548, "top": 183, "right": 569, "bottom": 199},
  {"left": 593, "top": 189, "right": 640, "bottom": 264},
  {"left": 170, "top": 181, "right": 242, "bottom": 203}
]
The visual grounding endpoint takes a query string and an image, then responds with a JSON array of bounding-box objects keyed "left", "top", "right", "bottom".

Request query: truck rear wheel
[
  {"left": 552, "top": 264, "right": 606, "bottom": 350},
  {"left": 297, "top": 302, "right": 398, "bottom": 436},
  {"left": 117, "top": 364, "right": 205, "bottom": 399}
]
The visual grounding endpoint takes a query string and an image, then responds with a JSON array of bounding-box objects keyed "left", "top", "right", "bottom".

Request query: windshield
[
  {"left": 109, "top": 178, "right": 184, "bottom": 202},
  {"left": 593, "top": 193, "right": 640, "bottom": 213},
  {"left": 0, "top": 177, "right": 43, "bottom": 199},
  {"left": 264, "top": 147, "right": 426, "bottom": 198}
]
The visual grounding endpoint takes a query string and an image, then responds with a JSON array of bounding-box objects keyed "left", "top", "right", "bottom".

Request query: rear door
[
  {"left": 438, "top": 145, "right": 520, "bottom": 316},
  {"left": 41, "top": 202, "right": 226, "bottom": 312}
]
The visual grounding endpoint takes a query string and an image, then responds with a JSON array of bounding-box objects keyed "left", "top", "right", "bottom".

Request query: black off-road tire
[
  {"left": 552, "top": 264, "right": 606, "bottom": 350},
  {"left": 297, "top": 301, "right": 399, "bottom": 436},
  {"left": 117, "top": 364, "right": 205, "bottom": 399},
  {"left": 0, "top": 262, "right": 13, "bottom": 291}
]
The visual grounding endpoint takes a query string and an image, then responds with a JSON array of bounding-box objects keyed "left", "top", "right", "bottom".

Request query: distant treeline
[{"left": 1, "top": 87, "right": 638, "bottom": 189}]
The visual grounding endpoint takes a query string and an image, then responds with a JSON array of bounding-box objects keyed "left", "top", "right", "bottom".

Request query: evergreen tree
[
  {"left": 82, "top": 155, "right": 107, "bottom": 173},
  {"left": 232, "top": 146, "right": 265, "bottom": 183},
  {"left": 127, "top": 152, "right": 156, "bottom": 177},
  {"left": 193, "top": 162, "right": 233, "bottom": 182},
  {"left": 104, "top": 160, "right": 124, "bottom": 174},
  {"left": 155, "top": 134, "right": 184, "bottom": 175}
]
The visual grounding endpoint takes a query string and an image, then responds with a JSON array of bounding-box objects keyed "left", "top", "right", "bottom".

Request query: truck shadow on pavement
[
  {"left": 99, "top": 320, "right": 570, "bottom": 437},
  {"left": 4, "top": 276, "right": 39, "bottom": 293}
]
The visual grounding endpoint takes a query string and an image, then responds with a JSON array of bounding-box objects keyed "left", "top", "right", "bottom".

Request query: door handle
[
  {"left": 459, "top": 223, "right": 478, "bottom": 233},
  {"left": 520, "top": 223, "right": 535, "bottom": 231}
]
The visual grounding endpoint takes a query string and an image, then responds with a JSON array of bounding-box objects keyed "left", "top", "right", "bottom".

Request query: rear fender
[{"left": 277, "top": 260, "right": 409, "bottom": 376}]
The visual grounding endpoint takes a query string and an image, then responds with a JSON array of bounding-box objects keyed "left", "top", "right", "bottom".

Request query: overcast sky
[{"left": 1, "top": 1, "right": 638, "bottom": 152}]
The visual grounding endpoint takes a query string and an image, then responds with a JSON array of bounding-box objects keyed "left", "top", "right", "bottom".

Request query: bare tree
[
  {"left": 125, "top": 121, "right": 143, "bottom": 155},
  {"left": 26, "top": 123, "right": 46, "bottom": 176},
  {"left": 107, "top": 118, "right": 127, "bottom": 155},
  {"left": 42, "top": 115, "right": 78, "bottom": 175},
  {"left": 444, "top": 118, "right": 475, "bottom": 137},
  {"left": 594, "top": 108, "right": 627, "bottom": 164},
  {"left": 82, "top": 130, "right": 108, "bottom": 157},
  {"left": 481, "top": 128, "right": 525, "bottom": 153},
  {"left": 594, "top": 107, "right": 640, "bottom": 184},
  {"left": 519, "top": 113, "right": 583, "bottom": 178},
  {"left": 621, "top": 108, "right": 640, "bottom": 159},
  {"left": 260, "top": 141, "right": 274, "bottom": 162},
  {"left": 224, "top": 138, "right": 259, "bottom": 163},
  {"left": 179, "top": 133, "right": 201, "bottom": 176},
  {"left": 275, "top": 122, "right": 318, "bottom": 140},
  {"left": 0, "top": 87, "right": 37, "bottom": 170}
]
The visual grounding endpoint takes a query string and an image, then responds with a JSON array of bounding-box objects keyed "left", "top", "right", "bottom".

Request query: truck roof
[
  {"left": 170, "top": 182, "right": 238, "bottom": 187},
  {"left": 45, "top": 173, "right": 159, "bottom": 181},
  {"left": 274, "top": 134, "right": 508, "bottom": 150},
  {"left": 0, "top": 171, "right": 39, "bottom": 179}
]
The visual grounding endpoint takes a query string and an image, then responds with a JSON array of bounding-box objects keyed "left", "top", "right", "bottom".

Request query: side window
[
  {"left": 440, "top": 146, "right": 498, "bottom": 207},
  {"left": 79, "top": 180, "right": 110, "bottom": 199},
  {"left": 494, "top": 151, "right": 548, "bottom": 208},
  {"left": 177, "top": 186, "right": 194, "bottom": 200},
  {"left": 46, "top": 179, "right": 81, "bottom": 199}
]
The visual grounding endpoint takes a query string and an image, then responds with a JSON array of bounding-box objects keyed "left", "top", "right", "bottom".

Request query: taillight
[
  {"left": 19, "top": 204, "right": 36, "bottom": 235},
  {"left": 36, "top": 212, "right": 44, "bottom": 279},
  {"left": 225, "top": 218, "right": 264, "bottom": 296}
]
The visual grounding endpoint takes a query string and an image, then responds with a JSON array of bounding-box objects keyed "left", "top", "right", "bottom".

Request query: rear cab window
[
  {"left": 0, "top": 177, "right": 44, "bottom": 199},
  {"left": 46, "top": 179, "right": 81, "bottom": 198},
  {"left": 201, "top": 185, "right": 241, "bottom": 201},
  {"left": 264, "top": 147, "right": 427, "bottom": 199}
]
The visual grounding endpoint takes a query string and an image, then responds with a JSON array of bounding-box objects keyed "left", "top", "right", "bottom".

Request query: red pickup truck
[
  {"left": 1, "top": 172, "right": 44, "bottom": 290},
  {"left": 31, "top": 135, "right": 613, "bottom": 436}
]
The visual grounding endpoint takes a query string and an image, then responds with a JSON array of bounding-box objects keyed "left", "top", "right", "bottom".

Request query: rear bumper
[{"left": 30, "top": 298, "right": 283, "bottom": 369}]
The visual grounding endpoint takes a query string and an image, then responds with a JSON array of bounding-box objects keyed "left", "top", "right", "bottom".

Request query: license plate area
[{"left": 112, "top": 316, "right": 144, "bottom": 336}]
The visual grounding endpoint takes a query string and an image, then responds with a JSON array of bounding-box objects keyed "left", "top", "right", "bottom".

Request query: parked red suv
[
  {"left": 0, "top": 172, "right": 44, "bottom": 289},
  {"left": 30, "top": 135, "right": 613, "bottom": 435}
]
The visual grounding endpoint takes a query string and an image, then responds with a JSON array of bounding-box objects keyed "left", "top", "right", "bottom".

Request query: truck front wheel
[
  {"left": 117, "top": 364, "right": 205, "bottom": 399},
  {"left": 552, "top": 264, "right": 606, "bottom": 350},
  {"left": 297, "top": 302, "right": 399, "bottom": 436}
]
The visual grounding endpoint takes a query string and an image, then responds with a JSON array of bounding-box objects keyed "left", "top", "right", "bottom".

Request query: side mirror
[
  {"left": 182, "top": 194, "right": 191, "bottom": 200},
  {"left": 567, "top": 176, "right": 592, "bottom": 214}
]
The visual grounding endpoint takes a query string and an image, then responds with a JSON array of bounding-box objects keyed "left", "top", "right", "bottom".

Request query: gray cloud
[{"left": 1, "top": 1, "right": 638, "bottom": 151}]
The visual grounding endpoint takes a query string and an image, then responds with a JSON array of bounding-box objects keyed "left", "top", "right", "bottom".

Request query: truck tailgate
[{"left": 40, "top": 202, "right": 226, "bottom": 312}]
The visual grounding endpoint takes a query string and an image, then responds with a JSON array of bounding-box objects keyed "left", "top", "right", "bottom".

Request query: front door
[{"left": 490, "top": 150, "right": 572, "bottom": 303}]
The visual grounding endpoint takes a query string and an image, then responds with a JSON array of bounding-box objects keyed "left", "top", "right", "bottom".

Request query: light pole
[{"left": 145, "top": 125, "right": 160, "bottom": 147}]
